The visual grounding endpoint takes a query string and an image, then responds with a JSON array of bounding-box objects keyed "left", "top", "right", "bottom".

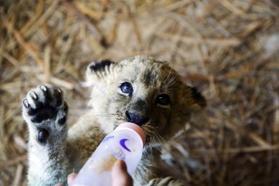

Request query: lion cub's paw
[{"left": 22, "top": 85, "right": 68, "bottom": 144}]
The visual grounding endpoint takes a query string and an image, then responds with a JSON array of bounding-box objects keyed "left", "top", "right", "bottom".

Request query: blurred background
[{"left": 0, "top": 0, "right": 278, "bottom": 185}]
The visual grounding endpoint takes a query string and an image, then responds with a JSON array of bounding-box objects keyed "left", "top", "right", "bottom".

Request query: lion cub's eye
[
  {"left": 119, "top": 82, "right": 133, "bottom": 96},
  {"left": 156, "top": 94, "right": 170, "bottom": 106}
]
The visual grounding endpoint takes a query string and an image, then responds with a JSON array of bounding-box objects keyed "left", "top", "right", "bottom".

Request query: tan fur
[{"left": 22, "top": 56, "right": 205, "bottom": 186}]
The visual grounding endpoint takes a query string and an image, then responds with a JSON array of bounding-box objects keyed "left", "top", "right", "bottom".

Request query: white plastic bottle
[{"left": 72, "top": 122, "right": 145, "bottom": 186}]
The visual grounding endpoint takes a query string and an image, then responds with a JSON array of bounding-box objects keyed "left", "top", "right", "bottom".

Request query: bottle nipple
[{"left": 115, "top": 122, "right": 146, "bottom": 144}]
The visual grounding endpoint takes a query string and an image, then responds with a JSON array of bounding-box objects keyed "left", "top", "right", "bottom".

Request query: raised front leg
[{"left": 22, "top": 85, "right": 69, "bottom": 186}]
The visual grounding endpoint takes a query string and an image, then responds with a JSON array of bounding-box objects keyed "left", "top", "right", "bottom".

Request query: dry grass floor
[{"left": 0, "top": 0, "right": 278, "bottom": 185}]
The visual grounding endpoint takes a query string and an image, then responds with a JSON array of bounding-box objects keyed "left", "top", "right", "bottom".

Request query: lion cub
[{"left": 22, "top": 56, "right": 205, "bottom": 186}]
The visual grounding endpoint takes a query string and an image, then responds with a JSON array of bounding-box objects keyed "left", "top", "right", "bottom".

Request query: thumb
[
  {"left": 112, "top": 160, "right": 133, "bottom": 186},
  {"left": 67, "top": 172, "right": 77, "bottom": 185}
]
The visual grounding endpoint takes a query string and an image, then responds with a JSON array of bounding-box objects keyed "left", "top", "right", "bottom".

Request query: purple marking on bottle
[{"left": 120, "top": 139, "right": 131, "bottom": 152}]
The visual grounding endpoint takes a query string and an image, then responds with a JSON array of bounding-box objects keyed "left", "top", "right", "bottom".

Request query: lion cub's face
[{"left": 86, "top": 56, "right": 205, "bottom": 145}]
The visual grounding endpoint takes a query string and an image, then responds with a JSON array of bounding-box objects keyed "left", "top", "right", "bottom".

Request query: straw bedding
[{"left": 0, "top": 0, "right": 278, "bottom": 185}]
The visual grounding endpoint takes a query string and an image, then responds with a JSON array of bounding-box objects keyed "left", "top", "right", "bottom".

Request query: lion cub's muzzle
[
  {"left": 125, "top": 111, "right": 149, "bottom": 126},
  {"left": 125, "top": 99, "right": 150, "bottom": 126}
]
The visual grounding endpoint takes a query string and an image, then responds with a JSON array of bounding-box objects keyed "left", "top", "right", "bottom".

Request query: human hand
[
  {"left": 67, "top": 160, "right": 133, "bottom": 186},
  {"left": 111, "top": 160, "right": 133, "bottom": 186}
]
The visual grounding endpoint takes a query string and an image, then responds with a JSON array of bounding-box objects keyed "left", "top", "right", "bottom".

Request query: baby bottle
[{"left": 72, "top": 122, "right": 145, "bottom": 186}]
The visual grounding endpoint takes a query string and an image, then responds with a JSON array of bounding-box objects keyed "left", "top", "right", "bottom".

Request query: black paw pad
[
  {"left": 27, "top": 108, "right": 37, "bottom": 116},
  {"left": 37, "top": 128, "right": 49, "bottom": 144},
  {"left": 33, "top": 100, "right": 44, "bottom": 109},
  {"left": 58, "top": 115, "right": 67, "bottom": 125},
  {"left": 30, "top": 106, "right": 57, "bottom": 123}
]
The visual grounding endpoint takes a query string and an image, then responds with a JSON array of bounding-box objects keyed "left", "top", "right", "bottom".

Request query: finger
[
  {"left": 112, "top": 160, "right": 133, "bottom": 186},
  {"left": 68, "top": 172, "right": 77, "bottom": 185}
]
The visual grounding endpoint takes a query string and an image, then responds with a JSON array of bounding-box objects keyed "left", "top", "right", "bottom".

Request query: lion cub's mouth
[{"left": 113, "top": 120, "right": 156, "bottom": 146}]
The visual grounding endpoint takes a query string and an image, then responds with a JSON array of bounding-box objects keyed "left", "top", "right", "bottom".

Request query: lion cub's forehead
[{"left": 116, "top": 57, "right": 177, "bottom": 87}]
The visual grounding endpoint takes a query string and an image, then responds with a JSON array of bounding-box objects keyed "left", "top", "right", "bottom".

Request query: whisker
[
  {"left": 93, "top": 113, "right": 119, "bottom": 117},
  {"left": 90, "top": 113, "right": 125, "bottom": 121},
  {"left": 142, "top": 123, "right": 167, "bottom": 145}
]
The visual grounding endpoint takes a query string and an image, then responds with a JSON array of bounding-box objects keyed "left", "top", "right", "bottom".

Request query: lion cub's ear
[
  {"left": 189, "top": 87, "right": 206, "bottom": 110},
  {"left": 85, "top": 59, "right": 115, "bottom": 86},
  {"left": 88, "top": 59, "right": 114, "bottom": 73}
]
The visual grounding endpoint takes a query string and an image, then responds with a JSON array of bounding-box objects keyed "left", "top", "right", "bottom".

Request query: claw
[
  {"left": 23, "top": 99, "right": 30, "bottom": 108},
  {"left": 40, "top": 85, "right": 51, "bottom": 102},
  {"left": 54, "top": 89, "right": 63, "bottom": 106},
  {"left": 57, "top": 88, "right": 63, "bottom": 95},
  {"left": 30, "top": 92, "right": 38, "bottom": 100},
  {"left": 40, "top": 85, "right": 48, "bottom": 92},
  {"left": 63, "top": 102, "right": 68, "bottom": 113}
]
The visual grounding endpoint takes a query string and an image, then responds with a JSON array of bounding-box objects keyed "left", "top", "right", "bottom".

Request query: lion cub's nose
[{"left": 125, "top": 111, "right": 149, "bottom": 126}]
